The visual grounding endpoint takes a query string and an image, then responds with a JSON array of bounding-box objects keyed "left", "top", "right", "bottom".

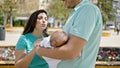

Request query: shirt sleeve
[
  {"left": 40, "top": 36, "right": 52, "bottom": 48},
  {"left": 15, "top": 35, "right": 27, "bottom": 50},
  {"left": 70, "top": 5, "right": 97, "bottom": 41}
]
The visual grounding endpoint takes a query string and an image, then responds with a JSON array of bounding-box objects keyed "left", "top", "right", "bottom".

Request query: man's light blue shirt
[{"left": 57, "top": 0, "right": 102, "bottom": 68}]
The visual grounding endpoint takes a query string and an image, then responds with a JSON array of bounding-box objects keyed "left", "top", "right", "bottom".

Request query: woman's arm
[
  {"left": 35, "top": 34, "right": 86, "bottom": 60},
  {"left": 14, "top": 49, "right": 35, "bottom": 68}
]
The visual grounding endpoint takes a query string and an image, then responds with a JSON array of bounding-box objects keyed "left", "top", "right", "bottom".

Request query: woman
[{"left": 15, "top": 9, "right": 49, "bottom": 68}]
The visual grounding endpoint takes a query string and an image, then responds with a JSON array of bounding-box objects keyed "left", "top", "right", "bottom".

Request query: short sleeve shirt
[
  {"left": 57, "top": 0, "right": 102, "bottom": 68},
  {"left": 15, "top": 33, "right": 49, "bottom": 68}
]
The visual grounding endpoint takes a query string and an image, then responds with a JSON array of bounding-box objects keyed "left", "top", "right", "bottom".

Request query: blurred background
[{"left": 0, "top": 0, "right": 120, "bottom": 68}]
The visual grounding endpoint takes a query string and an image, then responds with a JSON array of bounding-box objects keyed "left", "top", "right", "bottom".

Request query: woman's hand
[
  {"left": 34, "top": 39, "right": 43, "bottom": 57},
  {"left": 33, "top": 39, "right": 41, "bottom": 56},
  {"left": 34, "top": 39, "right": 41, "bottom": 48}
]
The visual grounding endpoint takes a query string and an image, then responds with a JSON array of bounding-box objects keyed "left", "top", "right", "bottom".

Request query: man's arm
[{"left": 35, "top": 34, "right": 86, "bottom": 60}]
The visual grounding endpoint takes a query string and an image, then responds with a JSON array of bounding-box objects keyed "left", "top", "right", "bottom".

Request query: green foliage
[
  {"left": 47, "top": 0, "right": 71, "bottom": 22},
  {"left": 97, "top": 0, "right": 116, "bottom": 25},
  {"left": 0, "top": 17, "right": 4, "bottom": 25},
  {"left": 13, "top": 20, "right": 26, "bottom": 27},
  {"left": 0, "top": 2, "right": 3, "bottom": 17}
]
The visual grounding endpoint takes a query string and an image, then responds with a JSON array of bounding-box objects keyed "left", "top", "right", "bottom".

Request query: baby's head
[{"left": 50, "top": 31, "right": 68, "bottom": 47}]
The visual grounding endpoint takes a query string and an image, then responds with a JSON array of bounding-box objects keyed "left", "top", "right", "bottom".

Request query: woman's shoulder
[
  {"left": 19, "top": 33, "right": 31, "bottom": 40},
  {"left": 21, "top": 33, "right": 32, "bottom": 37}
]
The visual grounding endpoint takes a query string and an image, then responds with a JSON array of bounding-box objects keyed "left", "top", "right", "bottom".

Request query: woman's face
[{"left": 36, "top": 13, "right": 48, "bottom": 31}]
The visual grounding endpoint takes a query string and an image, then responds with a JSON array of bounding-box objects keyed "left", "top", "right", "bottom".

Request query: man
[{"left": 35, "top": 0, "right": 102, "bottom": 68}]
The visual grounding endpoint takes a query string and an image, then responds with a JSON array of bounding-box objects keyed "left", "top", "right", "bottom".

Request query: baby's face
[{"left": 50, "top": 31, "right": 67, "bottom": 47}]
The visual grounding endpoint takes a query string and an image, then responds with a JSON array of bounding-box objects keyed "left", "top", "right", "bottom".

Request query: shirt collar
[{"left": 74, "top": 0, "right": 89, "bottom": 11}]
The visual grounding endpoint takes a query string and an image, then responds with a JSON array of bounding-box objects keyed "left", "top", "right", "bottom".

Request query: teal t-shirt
[
  {"left": 57, "top": 0, "right": 102, "bottom": 68},
  {"left": 15, "top": 33, "right": 49, "bottom": 68}
]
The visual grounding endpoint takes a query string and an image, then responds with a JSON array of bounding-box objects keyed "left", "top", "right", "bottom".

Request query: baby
[
  {"left": 38, "top": 31, "right": 69, "bottom": 68},
  {"left": 37, "top": 31, "right": 82, "bottom": 68},
  {"left": 40, "top": 30, "right": 69, "bottom": 48}
]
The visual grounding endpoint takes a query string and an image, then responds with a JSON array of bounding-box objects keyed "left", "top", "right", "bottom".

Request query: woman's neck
[{"left": 32, "top": 29, "right": 43, "bottom": 38}]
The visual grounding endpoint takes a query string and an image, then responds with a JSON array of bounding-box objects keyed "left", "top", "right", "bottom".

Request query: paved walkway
[
  {"left": 100, "top": 30, "right": 120, "bottom": 47},
  {"left": 0, "top": 27, "right": 120, "bottom": 48}
]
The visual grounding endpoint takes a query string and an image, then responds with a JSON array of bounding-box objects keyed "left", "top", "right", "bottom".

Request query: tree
[
  {"left": 15, "top": 0, "right": 38, "bottom": 16},
  {"left": 97, "top": 0, "right": 116, "bottom": 29},
  {"left": 46, "top": 0, "right": 71, "bottom": 22},
  {"left": 0, "top": 2, "right": 2, "bottom": 15},
  {"left": 1, "top": 0, "right": 17, "bottom": 27}
]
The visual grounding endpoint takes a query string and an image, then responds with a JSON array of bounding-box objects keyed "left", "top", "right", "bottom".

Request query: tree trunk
[
  {"left": 10, "top": 15, "right": 13, "bottom": 28},
  {"left": 104, "top": 23, "right": 107, "bottom": 30},
  {"left": 3, "top": 13, "right": 8, "bottom": 26}
]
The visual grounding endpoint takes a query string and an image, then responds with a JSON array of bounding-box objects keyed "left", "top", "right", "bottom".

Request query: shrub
[{"left": 13, "top": 20, "right": 27, "bottom": 27}]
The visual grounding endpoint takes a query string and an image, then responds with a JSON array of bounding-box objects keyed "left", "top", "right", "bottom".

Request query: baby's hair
[
  {"left": 60, "top": 31, "right": 69, "bottom": 46},
  {"left": 50, "top": 31, "right": 69, "bottom": 47}
]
